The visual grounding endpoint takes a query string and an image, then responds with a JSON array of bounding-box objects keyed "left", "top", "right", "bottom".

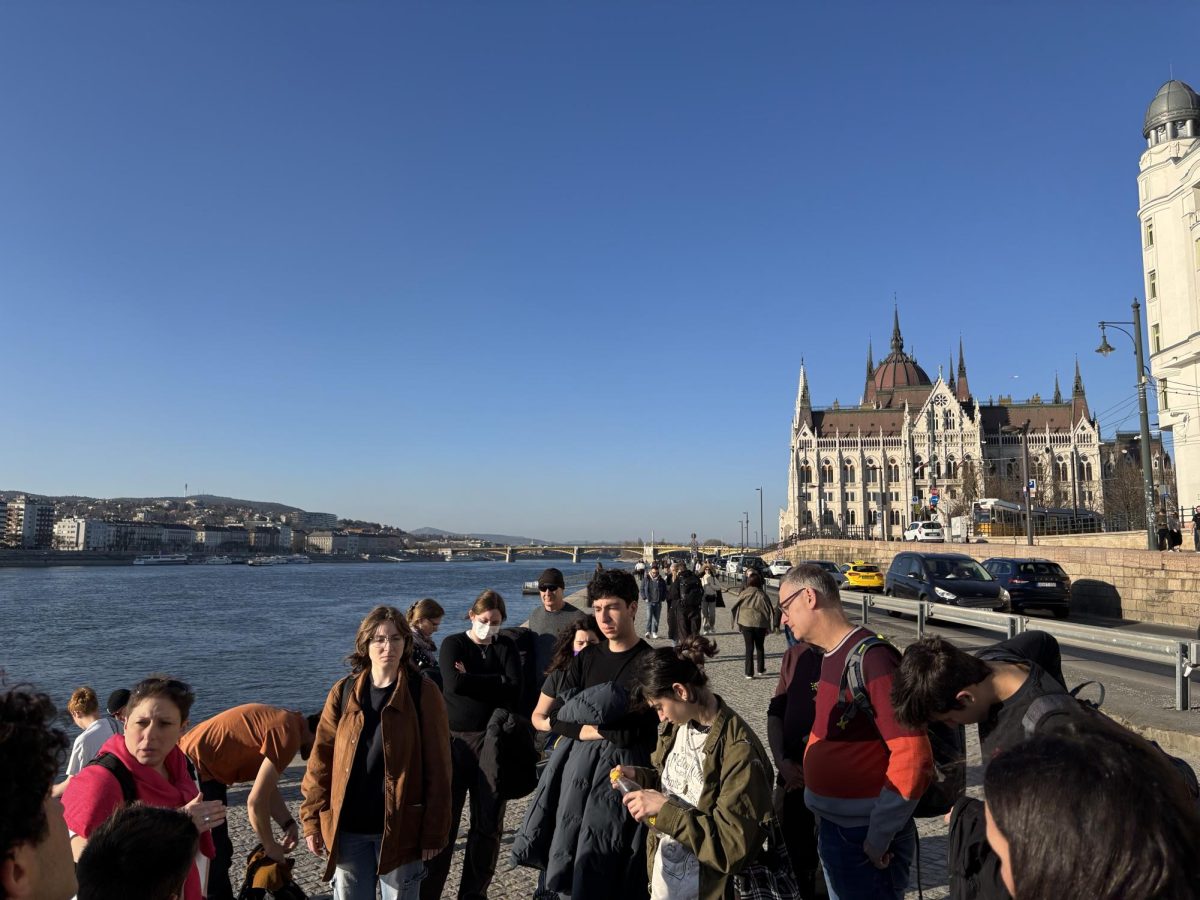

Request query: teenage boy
[
  {"left": 0, "top": 687, "right": 77, "bottom": 900},
  {"left": 778, "top": 563, "right": 932, "bottom": 900},
  {"left": 524, "top": 567, "right": 583, "bottom": 692}
]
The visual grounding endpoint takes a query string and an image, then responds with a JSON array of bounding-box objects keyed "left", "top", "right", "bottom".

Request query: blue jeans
[
  {"left": 334, "top": 832, "right": 425, "bottom": 900},
  {"left": 817, "top": 817, "right": 916, "bottom": 900},
  {"left": 647, "top": 602, "right": 661, "bottom": 634}
]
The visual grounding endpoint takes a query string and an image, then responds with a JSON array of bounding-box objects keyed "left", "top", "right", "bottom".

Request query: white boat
[
  {"left": 247, "top": 556, "right": 287, "bottom": 566},
  {"left": 133, "top": 554, "right": 189, "bottom": 566},
  {"left": 202, "top": 556, "right": 233, "bottom": 565},
  {"left": 522, "top": 580, "right": 540, "bottom": 595},
  {"left": 285, "top": 554, "right": 311, "bottom": 564}
]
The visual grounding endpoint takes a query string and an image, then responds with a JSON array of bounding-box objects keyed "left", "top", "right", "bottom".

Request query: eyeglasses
[
  {"left": 778, "top": 587, "right": 806, "bottom": 610},
  {"left": 369, "top": 635, "right": 405, "bottom": 647},
  {"left": 538, "top": 585, "right": 561, "bottom": 593}
]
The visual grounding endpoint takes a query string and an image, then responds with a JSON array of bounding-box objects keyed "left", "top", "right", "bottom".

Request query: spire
[
  {"left": 862, "top": 340, "right": 877, "bottom": 406},
  {"left": 1053, "top": 372, "right": 1063, "bottom": 404},
  {"left": 794, "top": 359, "right": 813, "bottom": 429},
  {"left": 1071, "top": 357, "right": 1089, "bottom": 421},
  {"left": 955, "top": 337, "right": 971, "bottom": 402},
  {"left": 957, "top": 337, "right": 967, "bottom": 380},
  {"left": 1073, "top": 358, "right": 1085, "bottom": 396},
  {"left": 890, "top": 305, "right": 904, "bottom": 355},
  {"left": 947, "top": 352, "right": 956, "bottom": 391}
]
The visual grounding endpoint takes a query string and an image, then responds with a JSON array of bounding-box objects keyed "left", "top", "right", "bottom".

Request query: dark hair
[
  {"left": 347, "top": 606, "right": 414, "bottom": 674},
  {"left": 635, "top": 635, "right": 718, "bottom": 700},
  {"left": 128, "top": 676, "right": 195, "bottom": 723},
  {"left": 76, "top": 804, "right": 199, "bottom": 900},
  {"left": 984, "top": 717, "right": 1200, "bottom": 899},
  {"left": 890, "top": 635, "right": 992, "bottom": 728},
  {"left": 0, "top": 686, "right": 68, "bottom": 898},
  {"left": 744, "top": 569, "right": 764, "bottom": 588},
  {"left": 467, "top": 589, "right": 507, "bottom": 621},
  {"left": 587, "top": 569, "right": 638, "bottom": 606},
  {"left": 544, "top": 617, "right": 603, "bottom": 676}
]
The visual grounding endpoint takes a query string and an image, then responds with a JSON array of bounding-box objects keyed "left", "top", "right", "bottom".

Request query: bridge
[{"left": 442, "top": 544, "right": 743, "bottom": 564}]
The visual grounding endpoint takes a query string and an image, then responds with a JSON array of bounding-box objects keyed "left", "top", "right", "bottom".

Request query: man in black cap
[
  {"left": 524, "top": 567, "right": 583, "bottom": 692},
  {"left": 105, "top": 689, "right": 129, "bottom": 734}
]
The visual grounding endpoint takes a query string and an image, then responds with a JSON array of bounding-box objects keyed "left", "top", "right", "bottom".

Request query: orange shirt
[{"left": 180, "top": 704, "right": 303, "bottom": 785}]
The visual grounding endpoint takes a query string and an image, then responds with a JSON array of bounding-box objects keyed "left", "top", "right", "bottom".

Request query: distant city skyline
[{"left": 2, "top": 3, "right": 1197, "bottom": 541}]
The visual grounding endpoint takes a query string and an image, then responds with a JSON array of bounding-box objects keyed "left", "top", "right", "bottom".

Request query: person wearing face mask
[{"left": 422, "top": 590, "right": 522, "bottom": 900}]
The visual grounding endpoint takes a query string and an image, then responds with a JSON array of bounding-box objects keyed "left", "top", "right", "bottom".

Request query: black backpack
[
  {"left": 84, "top": 751, "right": 199, "bottom": 805},
  {"left": 837, "top": 633, "right": 967, "bottom": 818}
]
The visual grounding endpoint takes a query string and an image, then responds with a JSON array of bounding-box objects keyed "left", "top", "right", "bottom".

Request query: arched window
[
  {"left": 803, "top": 510, "right": 813, "bottom": 525},
  {"left": 945, "top": 456, "right": 958, "bottom": 479},
  {"left": 799, "top": 464, "right": 812, "bottom": 485},
  {"left": 847, "top": 509, "right": 857, "bottom": 526},
  {"left": 1057, "top": 457, "right": 1069, "bottom": 481},
  {"left": 1005, "top": 461, "right": 1017, "bottom": 478},
  {"left": 1083, "top": 460, "right": 1094, "bottom": 481},
  {"left": 942, "top": 409, "right": 955, "bottom": 431},
  {"left": 843, "top": 462, "right": 856, "bottom": 483},
  {"left": 866, "top": 458, "right": 879, "bottom": 483},
  {"left": 887, "top": 459, "right": 900, "bottom": 481},
  {"left": 821, "top": 461, "right": 834, "bottom": 483},
  {"left": 822, "top": 509, "right": 835, "bottom": 526}
]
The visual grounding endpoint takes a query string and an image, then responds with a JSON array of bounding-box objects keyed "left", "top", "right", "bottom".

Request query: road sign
[
  {"left": 930, "top": 495, "right": 940, "bottom": 506},
  {"left": 1027, "top": 478, "right": 1037, "bottom": 495},
  {"left": 911, "top": 496, "right": 919, "bottom": 504},
  {"left": 930, "top": 486, "right": 939, "bottom": 497}
]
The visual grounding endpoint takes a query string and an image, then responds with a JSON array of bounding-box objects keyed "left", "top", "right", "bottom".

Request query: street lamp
[
  {"left": 1097, "top": 298, "right": 1157, "bottom": 551},
  {"left": 1000, "top": 420, "right": 1034, "bottom": 546},
  {"left": 743, "top": 512, "right": 750, "bottom": 552},
  {"left": 756, "top": 487, "right": 764, "bottom": 550}
]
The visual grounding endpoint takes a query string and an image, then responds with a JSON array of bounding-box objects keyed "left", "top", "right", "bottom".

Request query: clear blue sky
[{"left": 2, "top": 2, "right": 1196, "bottom": 543}]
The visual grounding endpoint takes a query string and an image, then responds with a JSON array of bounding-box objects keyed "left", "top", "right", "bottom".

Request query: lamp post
[
  {"left": 1000, "top": 420, "right": 1034, "bottom": 546},
  {"left": 1097, "top": 298, "right": 1157, "bottom": 551},
  {"left": 743, "top": 512, "right": 750, "bottom": 552},
  {"left": 756, "top": 487, "right": 764, "bottom": 550}
]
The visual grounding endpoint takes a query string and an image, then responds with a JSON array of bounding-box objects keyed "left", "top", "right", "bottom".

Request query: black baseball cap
[
  {"left": 537, "top": 568, "right": 565, "bottom": 590},
  {"left": 107, "top": 688, "right": 131, "bottom": 715}
]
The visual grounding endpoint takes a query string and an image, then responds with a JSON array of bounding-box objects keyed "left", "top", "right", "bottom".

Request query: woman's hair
[
  {"left": 744, "top": 569, "right": 764, "bottom": 588},
  {"left": 467, "top": 589, "right": 507, "bottom": 621},
  {"left": 635, "top": 635, "right": 719, "bottom": 700},
  {"left": 68, "top": 686, "right": 100, "bottom": 718},
  {"left": 406, "top": 598, "right": 445, "bottom": 625},
  {"left": 984, "top": 716, "right": 1200, "bottom": 900},
  {"left": 545, "top": 616, "right": 603, "bottom": 676},
  {"left": 346, "top": 605, "right": 414, "bottom": 674},
  {"left": 76, "top": 804, "right": 200, "bottom": 900},
  {"left": 127, "top": 676, "right": 195, "bottom": 723}
]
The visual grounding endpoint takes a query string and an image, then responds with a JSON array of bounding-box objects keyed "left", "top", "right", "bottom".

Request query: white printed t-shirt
[{"left": 650, "top": 720, "right": 710, "bottom": 900}]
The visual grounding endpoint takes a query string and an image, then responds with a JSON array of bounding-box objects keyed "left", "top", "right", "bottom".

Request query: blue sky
[{"left": 1, "top": 2, "right": 1195, "bottom": 542}]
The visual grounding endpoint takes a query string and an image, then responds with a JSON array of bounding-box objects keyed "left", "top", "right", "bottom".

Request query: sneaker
[
  {"left": 744, "top": 674, "right": 754, "bottom": 680},
  {"left": 644, "top": 632, "right": 652, "bottom": 638}
]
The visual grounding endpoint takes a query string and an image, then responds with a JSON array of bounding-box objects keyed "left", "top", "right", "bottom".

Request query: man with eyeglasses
[{"left": 524, "top": 567, "right": 583, "bottom": 694}]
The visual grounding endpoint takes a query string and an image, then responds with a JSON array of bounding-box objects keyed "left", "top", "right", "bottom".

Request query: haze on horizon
[{"left": 2, "top": 2, "right": 1194, "bottom": 543}]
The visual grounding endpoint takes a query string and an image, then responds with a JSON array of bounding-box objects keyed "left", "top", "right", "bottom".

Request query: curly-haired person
[{"left": 0, "top": 685, "right": 77, "bottom": 900}]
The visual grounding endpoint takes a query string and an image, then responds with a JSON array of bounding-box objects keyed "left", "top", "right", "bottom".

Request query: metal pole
[
  {"left": 1020, "top": 427, "right": 1034, "bottom": 546},
  {"left": 757, "top": 487, "right": 764, "bottom": 550},
  {"left": 1132, "top": 298, "right": 1158, "bottom": 551}
]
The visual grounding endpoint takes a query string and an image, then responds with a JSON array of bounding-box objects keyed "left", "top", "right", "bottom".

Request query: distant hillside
[
  {"left": 0, "top": 491, "right": 305, "bottom": 517},
  {"left": 412, "top": 527, "right": 552, "bottom": 546}
]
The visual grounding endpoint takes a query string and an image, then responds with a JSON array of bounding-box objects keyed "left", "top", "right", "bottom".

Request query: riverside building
[{"left": 779, "top": 312, "right": 1104, "bottom": 542}]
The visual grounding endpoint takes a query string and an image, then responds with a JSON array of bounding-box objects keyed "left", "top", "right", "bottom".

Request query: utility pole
[{"left": 756, "top": 487, "right": 764, "bottom": 550}]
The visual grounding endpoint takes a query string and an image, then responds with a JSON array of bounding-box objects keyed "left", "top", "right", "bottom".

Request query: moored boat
[{"left": 132, "top": 554, "right": 190, "bottom": 566}]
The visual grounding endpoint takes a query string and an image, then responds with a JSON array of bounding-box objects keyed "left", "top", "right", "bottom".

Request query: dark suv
[
  {"left": 741, "top": 557, "right": 772, "bottom": 582},
  {"left": 981, "top": 558, "right": 1071, "bottom": 619},
  {"left": 885, "top": 552, "right": 1010, "bottom": 611}
]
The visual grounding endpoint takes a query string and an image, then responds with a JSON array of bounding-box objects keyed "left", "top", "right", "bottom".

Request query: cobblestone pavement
[{"left": 226, "top": 591, "right": 977, "bottom": 898}]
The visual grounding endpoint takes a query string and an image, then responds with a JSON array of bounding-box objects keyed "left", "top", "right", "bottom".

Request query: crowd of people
[{"left": 3, "top": 562, "right": 1199, "bottom": 900}]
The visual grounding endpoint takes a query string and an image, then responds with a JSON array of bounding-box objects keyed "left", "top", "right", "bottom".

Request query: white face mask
[{"left": 471, "top": 619, "right": 501, "bottom": 640}]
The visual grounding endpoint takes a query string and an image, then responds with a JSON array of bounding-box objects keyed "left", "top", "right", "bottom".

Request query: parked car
[
  {"left": 838, "top": 560, "right": 884, "bottom": 592},
  {"left": 795, "top": 559, "right": 842, "bottom": 581},
  {"left": 725, "top": 554, "right": 750, "bottom": 577},
  {"left": 768, "top": 558, "right": 793, "bottom": 577},
  {"left": 903, "top": 521, "right": 945, "bottom": 543},
  {"left": 981, "top": 558, "right": 1071, "bottom": 619},
  {"left": 885, "top": 551, "right": 1010, "bottom": 611},
  {"left": 740, "top": 557, "right": 772, "bottom": 582}
]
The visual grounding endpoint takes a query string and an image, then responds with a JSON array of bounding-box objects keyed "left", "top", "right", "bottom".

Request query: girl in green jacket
[{"left": 614, "top": 636, "right": 775, "bottom": 900}]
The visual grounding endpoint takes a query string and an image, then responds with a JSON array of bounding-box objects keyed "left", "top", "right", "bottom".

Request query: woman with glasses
[
  {"left": 301, "top": 605, "right": 453, "bottom": 900},
  {"left": 62, "top": 676, "right": 224, "bottom": 900},
  {"left": 422, "top": 589, "right": 521, "bottom": 900}
]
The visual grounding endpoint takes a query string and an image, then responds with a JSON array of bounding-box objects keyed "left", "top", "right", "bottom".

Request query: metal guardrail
[{"left": 834, "top": 589, "right": 1200, "bottom": 711}]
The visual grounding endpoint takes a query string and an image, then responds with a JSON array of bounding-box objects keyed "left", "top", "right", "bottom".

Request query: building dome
[
  {"left": 1143, "top": 80, "right": 1200, "bottom": 138},
  {"left": 873, "top": 354, "right": 932, "bottom": 391}
]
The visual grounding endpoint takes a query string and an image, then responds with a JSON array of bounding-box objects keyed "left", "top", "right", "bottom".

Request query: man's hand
[
  {"left": 778, "top": 759, "right": 805, "bottom": 791},
  {"left": 279, "top": 820, "right": 300, "bottom": 851},
  {"left": 623, "top": 789, "right": 667, "bottom": 824},
  {"left": 263, "top": 841, "right": 289, "bottom": 864},
  {"left": 578, "top": 724, "right": 603, "bottom": 741},
  {"left": 864, "top": 841, "right": 892, "bottom": 869}
]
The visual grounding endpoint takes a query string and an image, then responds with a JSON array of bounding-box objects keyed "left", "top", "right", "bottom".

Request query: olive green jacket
[{"left": 626, "top": 695, "right": 775, "bottom": 900}]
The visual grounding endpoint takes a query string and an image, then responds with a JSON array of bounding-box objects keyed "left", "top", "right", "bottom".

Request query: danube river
[{"left": 0, "top": 559, "right": 604, "bottom": 722}]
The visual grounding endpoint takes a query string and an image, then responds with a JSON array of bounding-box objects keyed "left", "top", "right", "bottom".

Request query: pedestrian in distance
[
  {"left": 640, "top": 563, "right": 667, "bottom": 639},
  {"left": 522, "top": 567, "right": 585, "bottom": 695},
  {"left": 62, "top": 676, "right": 224, "bottom": 900},
  {"left": 778, "top": 564, "right": 932, "bottom": 900},
  {"left": 983, "top": 714, "right": 1200, "bottom": 900},
  {"left": 179, "top": 703, "right": 319, "bottom": 899},
  {"left": 0, "top": 686, "right": 78, "bottom": 900},
  {"left": 730, "top": 569, "right": 773, "bottom": 679},
  {"left": 53, "top": 686, "right": 123, "bottom": 798},
  {"left": 1192, "top": 506, "right": 1200, "bottom": 551},
  {"left": 699, "top": 564, "right": 721, "bottom": 635},
  {"left": 422, "top": 590, "right": 521, "bottom": 900},
  {"left": 669, "top": 562, "right": 704, "bottom": 642},
  {"left": 615, "top": 635, "right": 774, "bottom": 900},
  {"left": 302, "top": 605, "right": 453, "bottom": 900},
  {"left": 75, "top": 804, "right": 199, "bottom": 900},
  {"left": 407, "top": 598, "right": 446, "bottom": 689}
]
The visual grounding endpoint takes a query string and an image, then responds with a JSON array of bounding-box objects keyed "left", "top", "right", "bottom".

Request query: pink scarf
[{"left": 63, "top": 733, "right": 215, "bottom": 900}]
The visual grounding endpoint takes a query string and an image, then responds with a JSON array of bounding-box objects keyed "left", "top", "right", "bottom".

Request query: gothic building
[{"left": 780, "top": 311, "right": 1104, "bottom": 541}]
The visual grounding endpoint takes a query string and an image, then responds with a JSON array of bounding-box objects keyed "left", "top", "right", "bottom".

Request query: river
[{"left": 0, "top": 559, "right": 605, "bottom": 722}]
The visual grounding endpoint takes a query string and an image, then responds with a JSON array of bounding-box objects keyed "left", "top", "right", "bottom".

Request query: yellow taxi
[{"left": 840, "top": 560, "right": 884, "bottom": 592}]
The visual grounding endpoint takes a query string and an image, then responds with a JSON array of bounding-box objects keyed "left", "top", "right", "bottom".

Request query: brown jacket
[{"left": 300, "top": 669, "right": 452, "bottom": 880}]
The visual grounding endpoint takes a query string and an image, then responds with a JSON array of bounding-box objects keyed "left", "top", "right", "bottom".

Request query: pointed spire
[
  {"left": 1071, "top": 357, "right": 1089, "bottom": 421},
  {"left": 1073, "top": 358, "right": 1085, "bottom": 396},
  {"left": 1053, "top": 372, "right": 1063, "bottom": 404},
  {"left": 795, "top": 358, "right": 810, "bottom": 411},
  {"left": 866, "top": 339, "right": 874, "bottom": 374},
  {"left": 948, "top": 352, "right": 956, "bottom": 391},
  {"left": 890, "top": 305, "right": 904, "bottom": 355},
  {"left": 957, "top": 337, "right": 967, "bottom": 380},
  {"left": 955, "top": 336, "right": 971, "bottom": 402}
]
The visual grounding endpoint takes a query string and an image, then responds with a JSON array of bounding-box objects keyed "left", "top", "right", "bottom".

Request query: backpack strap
[
  {"left": 1020, "top": 693, "right": 1082, "bottom": 737},
  {"left": 1068, "top": 680, "right": 1105, "bottom": 710},
  {"left": 836, "top": 633, "right": 896, "bottom": 730},
  {"left": 85, "top": 752, "right": 136, "bottom": 806}
]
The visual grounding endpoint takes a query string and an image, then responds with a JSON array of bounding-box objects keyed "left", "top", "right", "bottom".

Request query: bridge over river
[{"left": 441, "top": 544, "right": 744, "bottom": 563}]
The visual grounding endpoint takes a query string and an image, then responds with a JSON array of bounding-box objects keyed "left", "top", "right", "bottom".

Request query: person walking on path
[
  {"left": 302, "top": 605, "right": 453, "bottom": 900},
  {"left": 180, "top": 703, "right": 318, "bottom": 899},
  {"left": 700, "top": 564, "right": 721, "bottom": 635},
  {"left": 1192, "top": 507, "right": 1200, "bottom": 550},
  {"left": 54, "top": 687, "right": 122, "bottom": 798},
  {"left": 640, "top": 563, "right": 667, "bottom": 639},
  {"left": 523, "top": 568, "right": 584, "bottom": 693},
  {"left": 615, "top": 635, "right": 774, "bottom": 900},
  {"left": 777, "top": 564, "right": 932, "bottom": 900},
  {"left": 423, "top": 590, "right": 522, "bottom": 900},
  {"left": 669, "top": 562, "right": 704, "bottom": 642},
  {"left": 730, "top": 569, "right": 774, "bottom": 679}
]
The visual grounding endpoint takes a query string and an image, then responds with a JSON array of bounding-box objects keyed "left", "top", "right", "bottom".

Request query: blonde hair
[{"left": 68, "top": 686, "right": 100, "bottom": 717}]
